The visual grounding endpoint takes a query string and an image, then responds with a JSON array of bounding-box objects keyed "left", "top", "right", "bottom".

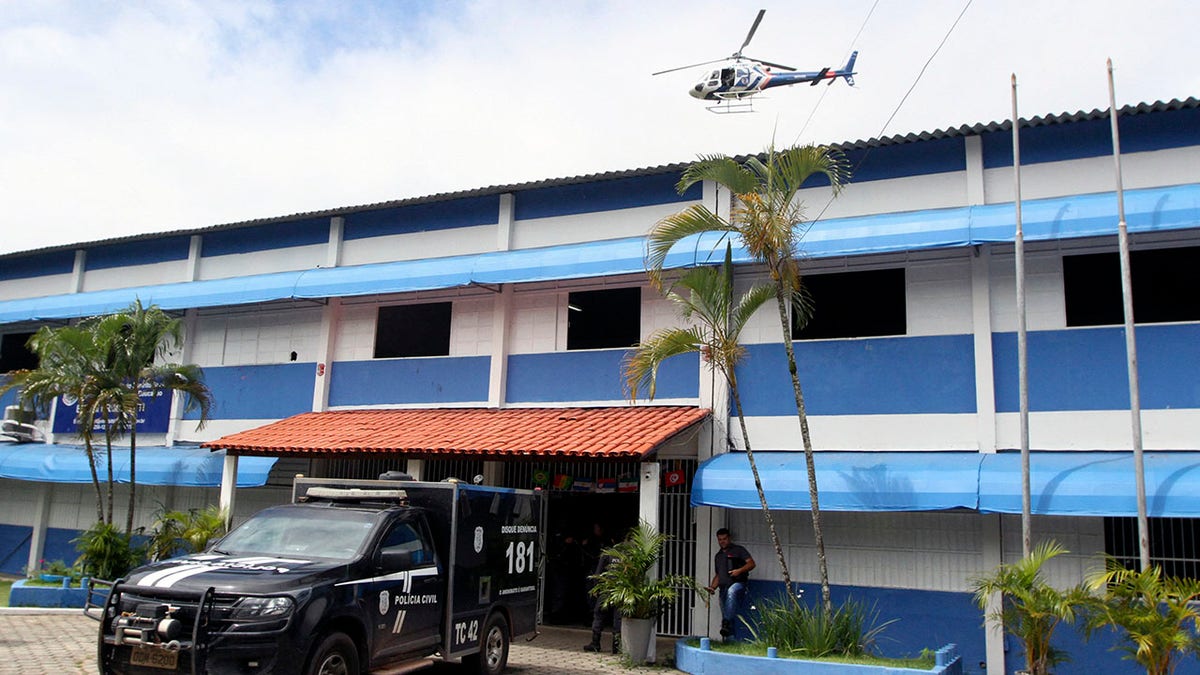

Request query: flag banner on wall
[
  {"left": 532, "top": 469, "right": 550, "bottom": 487},
  {"left": 663, "top": 469, "right": 685, "bottom": 488},
  {"left": 618, "top": 476, "right": 638, "bottom": 493},
  {"left": 552, "top": 474, "right": 573, "bottom": 490},
  {"left": 572, "top": 478, "right": 594, "bottom": 492},
  {"left": 596, "top": 477, "right": 617, "bottom": 493}
]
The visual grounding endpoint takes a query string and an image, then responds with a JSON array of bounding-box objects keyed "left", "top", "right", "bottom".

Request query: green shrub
[
  {"left": 745, "top": 595, "right": 895, "bottom": 658},
  {"left": 147, "top": 505, "right": 228, "bottom": 561},
  {"left": 74, "top": 521, "right": 144, "bottom": 581}
]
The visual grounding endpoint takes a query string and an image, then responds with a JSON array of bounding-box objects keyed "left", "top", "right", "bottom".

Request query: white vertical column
[
  {"left": 218, "top": 454, "right": 239, "bottom": 526},
  {"left": 406, "top": 459, "right": 424, "bottom": 481},
  {"left": 25, "top": 483, "right": 53, "bottom": 578},
  {"left": 638, "top": 460, "right": 661, "bottom": 662},
  {"left": 312, "top": 298, "right": 342, "bottom": 412},
  {"left": 185, "top": 235, "right": 202, "bottom": 281},
  {"left": 327, "top": 216, "right": 344, "bottom": 269},
  {"left": 971, "top": 247, "right": 997, "bottom": 453},
  {"left": 964, "top": 135, "right": 986, "bottom": 206},
  {"left": 166, "top": 308, "right": 199, "bottom": 447},
  {"left": 71, "top": 249, "right": 86, "bottom": 293},
  {"left": 981, "top": 514, "right": 1006, "bottom": 675},
  {"left": 488, "top": 194, "right": 515, "bottom": 408}
]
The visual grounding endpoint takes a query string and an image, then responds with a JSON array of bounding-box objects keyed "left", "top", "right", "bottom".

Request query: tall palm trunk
[
  {"left": 83, "top": 439, "right": 104, "bottom": 523},
  {"left": 727, "top": 370, "right": 793, "bottom": 591},
  {"left": 772, "top": 283, "right": 831, "bottom": 614},
  {"left": 103, "top": 413, "right": 115, "bottom": 525},
  {"left": 126, "top": 423, "right": 137, "bottom": 534}
]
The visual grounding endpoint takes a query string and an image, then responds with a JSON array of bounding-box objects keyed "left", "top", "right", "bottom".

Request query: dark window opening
[
  {"left": 792, "top": 268, "right": 906, "bottom": 340},
  {"left": 1064, "top": 246, "right": 1200, "bottom": 327},
  {"left": 1105, "top": 516, "right": 1200, "bottom": 579},
  {"left": 374, "top": 302, "right": 452, "bottom": 358},
  {"left": 0, "top": 332, "right": 37, "bottom": 373},
  {"left": 566, "top": 287, "right": 640, "bottom": 350}
]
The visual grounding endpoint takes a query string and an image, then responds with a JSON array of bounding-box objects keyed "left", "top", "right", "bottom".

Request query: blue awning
[
  {"left": 693, "top": 450, "right": 1200, "bottom": 517},
  {"left": 1, "top": 184, "right": 1196, "bottom": 325},
  {"left": 977, "top": 451, "right": 1200, "bottom": 517},
  {"left": 0, "top": 444, "right": 277, "bottom": 487},
  {"left": 691, "top": 451, "right": 982, "bottom": 512}
]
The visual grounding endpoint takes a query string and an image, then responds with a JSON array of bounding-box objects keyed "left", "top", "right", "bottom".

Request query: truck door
[{"left": 370, "top": 518, "right": 443, "bottom": 659}]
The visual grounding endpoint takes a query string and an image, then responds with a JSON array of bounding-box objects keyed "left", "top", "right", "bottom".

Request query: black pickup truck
[{"left": 95, "top": 476, "right": 544, "bottom": 675}]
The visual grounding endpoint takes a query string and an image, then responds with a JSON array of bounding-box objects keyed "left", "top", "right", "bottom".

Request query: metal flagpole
[
  {"left": 1012, "top": 74, "right": 1032, "bottom": 559},
  {"left": 1106, "top": 58, "right": 1150, "bottom": 570}
]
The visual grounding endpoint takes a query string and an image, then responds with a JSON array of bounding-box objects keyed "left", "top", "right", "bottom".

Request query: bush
[
  {"left": 74, "top": 521, "right": 144, "bottom": 581},
  {"left": 745, "top": 595, "right": 895, "bottom": 658},
  {"left": 147, "top": 505, "right": 228, "bottom": 562}
]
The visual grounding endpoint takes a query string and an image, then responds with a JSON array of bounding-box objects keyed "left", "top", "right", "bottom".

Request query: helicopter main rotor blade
[
  {"left": 652, "top": 58, "right": 728, "bottom": 76},
  {"left": 735, "top": 9, "right": 766, "bottom": 58},
  {"left": 743, "top": 56, "right": 797, "bottom": 71}
]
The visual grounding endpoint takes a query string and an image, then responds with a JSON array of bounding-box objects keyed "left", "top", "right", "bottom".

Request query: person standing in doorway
[{"left": 706, "top": 527, "right": 755, "bottom": 639}]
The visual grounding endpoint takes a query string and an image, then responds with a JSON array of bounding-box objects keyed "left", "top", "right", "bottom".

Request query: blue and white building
[{"left": 2, "top": 97, "right": 1199, "bottom": 675}]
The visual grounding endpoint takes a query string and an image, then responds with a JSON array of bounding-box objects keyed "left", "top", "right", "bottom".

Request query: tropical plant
[
  {"left": 589, "top": 521, "right": 708, "bottom": 620},
  {"left": 971, "top": 540, "right": 1091, "bottom": 675},
  {"left": 147, "top": 505, "right": 229, "bottom": 562},
  {"left": 74, "top": 521, "right": 145, "bottom": 581},
  {"left": 2, "top": 324, "right": 111, "bottom": 523},
  {"left": 644, "top": 143, "right": 850, "bottom": 612},
  {"left": 1084, "top": 558, "right": 1200, "bottom": 675},
  {"left": 746, "top": 594, "right": 896, "bottom": 658},
  {"left": 624, "top": 245, "right": 788, "bottom": 603},
  {"left": 88, "top": 300, "right": 213, "bottom": 534}
]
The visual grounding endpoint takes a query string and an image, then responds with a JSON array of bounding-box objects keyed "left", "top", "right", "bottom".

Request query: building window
[
  {"left": 374, "top": 303, "right": 452, "bottom": 358},
  {"left": 792, "top": 268, "right": 906, "bottom": 340},
  {"left": 566, "top": 287, "right": 640, "bottom": 350},
  {"left": 0, "top": 332, "right": 36, "bottom": 373},
  {"left": 1105, "top": 516, "right": 1200, "bottom": 579},
  {"left": 1064, "top": 246, "right": 1200, "bottom": 327}
]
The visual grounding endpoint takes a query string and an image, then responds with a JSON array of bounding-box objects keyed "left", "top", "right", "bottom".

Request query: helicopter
[{"left": 654, "top": 9, "right": 857, "bottom": 110}]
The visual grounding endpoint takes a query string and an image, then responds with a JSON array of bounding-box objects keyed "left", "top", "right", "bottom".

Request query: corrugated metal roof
[
  {"left": 5, "top": 97, "right": 1197, "bottom": 260},
  {"left": 201, "top": 406, "right": 711, "bottom": 459}
]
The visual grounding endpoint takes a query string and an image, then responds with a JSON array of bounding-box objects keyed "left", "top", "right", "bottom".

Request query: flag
[
  {"left": 664, "top": 469, "right": 685, "bottom": 488},
  {"left": 552, "top": 474, "right": 573, "bottom": 490},
  {"left": 618, "top": 476, "right": 638, "bottom": 493},
  {"left": 532, "top": 470, "right": 550, "bottom": 487},
  {"left": 573, "top": 478, "right": 594, "bottom": 492},
  {"left": 596, "top": 477, "right": 617, "bottom": 493}
]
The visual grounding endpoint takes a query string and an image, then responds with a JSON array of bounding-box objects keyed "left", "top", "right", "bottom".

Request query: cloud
[{"left": 1, "top": 0, "right": 1197, "bottom": 255}]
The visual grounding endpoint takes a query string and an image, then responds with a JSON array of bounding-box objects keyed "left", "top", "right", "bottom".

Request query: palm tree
[
  {"left": 1085, "top": 558, "right": 1200, "bottom": 675},
  {"left": 87, "top": 301, "right": 212, "bottom": 534},
  {"left": 971, "top": 540, "right": 1091, "bottom": 675},
  {"left": 646, "top": 143, "right": 850, "bottom": 612},
  {"left": 1, "top": 325, "right": 108, "bottom": 522},
  {"left": 624, "top": 245, "right": 796, "bottom": 594}
]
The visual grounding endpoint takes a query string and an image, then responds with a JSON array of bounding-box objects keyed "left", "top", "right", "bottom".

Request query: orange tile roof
[{"left": 201, "top": 406, "right": 710, "bottom": 459}]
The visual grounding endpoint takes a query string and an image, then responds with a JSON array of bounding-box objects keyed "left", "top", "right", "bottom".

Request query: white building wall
[
  {"left": 190, "top": 306, "right": 323, "bottom": 366},
  {"left": 340, "top": 224, "right": 497, "bottom": 267},
  {"left": 983, "top": 146, "right": 1200, "bottom": 204},
  {"left": 197, "top": 244, "right": 326, "bottom": 281},
  {"left": 0, "top": 273, "right": 74, "bottom": 301},
  {"left": 727, "top": 509, "right": 1106, "bottom": 594},
  {"left": 511, "top": 202, "right": 696, "bottom": 250},
  {"left": 81, "top": 260, "right": 188, "bottom": 292},
  {"left": 801, "top": 171, "right": 969, "bottom": 221}
]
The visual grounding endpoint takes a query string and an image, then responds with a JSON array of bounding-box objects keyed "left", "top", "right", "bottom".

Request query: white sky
[{"left": 1, "top": 0, "right": 1197, "bottom": 255}]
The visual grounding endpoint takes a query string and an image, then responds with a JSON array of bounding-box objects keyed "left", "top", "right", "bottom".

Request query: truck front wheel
[
  {"left": 464, "top": 612, "right": 509, "bottom": 675},
  {"left": 305, "top": 632, "right": 360, "bottom": 675}
]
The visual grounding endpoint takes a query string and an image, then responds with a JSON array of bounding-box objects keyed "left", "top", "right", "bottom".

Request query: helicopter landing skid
[{"left": 707, "top": 99, "right": 756, "bottom": 114}]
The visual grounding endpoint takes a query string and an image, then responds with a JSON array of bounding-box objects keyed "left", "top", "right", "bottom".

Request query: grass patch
[{"left": 684, "top": 639, "right": 935, "bottom": 669}]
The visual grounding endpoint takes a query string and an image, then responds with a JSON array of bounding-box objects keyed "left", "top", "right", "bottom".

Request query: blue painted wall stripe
[
  {"left": 736, "top": 335, "right": 977, "bottom": 416},
  {"left": 182, "top": 363, "right": 315, "bottom": 420},
  {"left": 328, "top": 356, "right": 490, "bottom": 406},
  {"left": 506, "top": 350, "right": 699, "bottom": 403},
  {"left": 0, "top": 250, "right": 76, "bottom": 281},
  {"left": 993, "top": 323, "right": 1200, "bottom": 412},
  {"left": 514, "top": 173, "right": 700, "bottom": 221},
  {"left": 343, "top": 195, "right": 500, "bottom": 241},
  {"left": 201, "top": 217, "right": 329, "bottom": 257},
  {"left": 982, "top": 106, "right": 1200, "bottom": 169},
  {"left": 85, "top": 236, "right": 191, "bottom": 271}
]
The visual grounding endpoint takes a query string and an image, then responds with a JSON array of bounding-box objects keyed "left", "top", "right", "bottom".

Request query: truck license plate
[{"left": 130, "top": 646, "right": 179, "bottom": 670}]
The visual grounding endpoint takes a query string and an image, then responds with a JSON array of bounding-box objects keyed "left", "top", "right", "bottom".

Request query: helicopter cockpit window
[
  {"left": 735, "top": 67, "right": 751, "bottom": 86},
  {"left": 721, "top": 68, "right": 734, "bottom": 86}
]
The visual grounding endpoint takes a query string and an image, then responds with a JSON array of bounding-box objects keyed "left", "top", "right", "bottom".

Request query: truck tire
[
  {"left": 305, "top": 632, "right": 360, "bottom": 675},
  {"left": 464, "top": 613, "right": 509, "bottom": 675}
]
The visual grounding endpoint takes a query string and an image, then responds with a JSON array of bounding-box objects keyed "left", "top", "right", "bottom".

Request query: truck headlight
[{"left": 230, "top": 596, "right": 294, "bottom": 621}]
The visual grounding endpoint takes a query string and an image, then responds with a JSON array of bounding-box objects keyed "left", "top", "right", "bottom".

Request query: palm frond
[
  {"left": 623, "top": 327, "right": 705, "bottom": 401},
  {"left": 677, "top": 155, "right": 760, "bottom": 195},
  {"left": 646, "top": 205, "right": 736, "bottom": 274}
]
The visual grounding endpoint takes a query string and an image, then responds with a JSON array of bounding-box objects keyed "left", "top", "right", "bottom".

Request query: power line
[{"left": 793, "top": 0, "right": 880, "bottom": 144}]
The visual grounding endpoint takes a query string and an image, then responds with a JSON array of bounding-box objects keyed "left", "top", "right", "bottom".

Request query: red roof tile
[{"left": 201, "top": 406, "right": 710, "bottom": 459}]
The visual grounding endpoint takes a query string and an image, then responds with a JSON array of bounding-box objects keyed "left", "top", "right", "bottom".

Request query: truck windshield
[{"left": 215, "top": 506, "right": 378, "bottom": 561}]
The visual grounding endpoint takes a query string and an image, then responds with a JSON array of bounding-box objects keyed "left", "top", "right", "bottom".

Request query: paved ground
[{"left": 0, "top": 609, "right": 680, "bottom": 674}]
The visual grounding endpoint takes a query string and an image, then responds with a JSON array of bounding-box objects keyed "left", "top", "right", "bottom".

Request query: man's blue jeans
[{"left": 718, "top": 581, "right": 746, "bottom": 625}]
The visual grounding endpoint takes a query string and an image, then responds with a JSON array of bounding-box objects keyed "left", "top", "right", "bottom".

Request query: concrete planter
[
  {"left": 675, "top": 638, "right": 963, "bottom": 675},
  {"left": 8, "top": 578, "right": 91, "bottom": 608}
]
